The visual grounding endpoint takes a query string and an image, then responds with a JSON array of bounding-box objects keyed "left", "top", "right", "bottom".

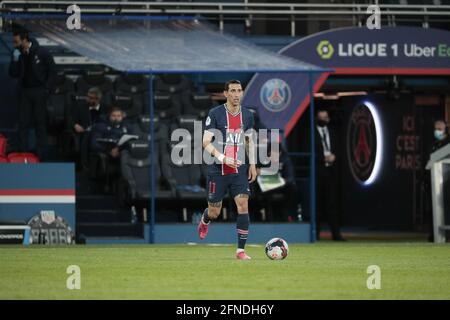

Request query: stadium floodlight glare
[{"left": 362, "top": 100, "right": 383, "bottom": 186}]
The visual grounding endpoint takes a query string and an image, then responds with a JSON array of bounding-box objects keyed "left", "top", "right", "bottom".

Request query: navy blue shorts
[{"left": 206, "top": 173, "right": 250, "bottom": 203}]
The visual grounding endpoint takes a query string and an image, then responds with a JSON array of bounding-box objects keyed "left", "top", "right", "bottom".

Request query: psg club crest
[
  {"left": 347, "top": 103, "right": 377, "bottom": 184},
  {"left": 260, "top": 78, "right": 291, "bottom": 113}
]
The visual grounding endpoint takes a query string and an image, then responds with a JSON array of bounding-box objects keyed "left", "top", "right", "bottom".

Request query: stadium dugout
[{"left": 5, "top": 13, "right": 332, "bottom": 244}]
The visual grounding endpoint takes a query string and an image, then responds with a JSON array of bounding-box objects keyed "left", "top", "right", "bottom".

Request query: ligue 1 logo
[
  {"left": 260, "top": 78, "right": 291, "bottom": 113},
  {"left": 347, "top": 102, "right": 378, "bottom": 185},
  {"left": 317, "top": 40, "right": 334, "bottom": 59}
]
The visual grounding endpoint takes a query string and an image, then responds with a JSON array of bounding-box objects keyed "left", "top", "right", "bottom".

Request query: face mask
[
  {"left": 111, "top": 120, "right": 122, "bottom": 126},
  {"left": 434, "top": 130, "right": 445, "bottom": 141},
  {"left": 317, "top": 120, "right": 329, "bottom": 127}
]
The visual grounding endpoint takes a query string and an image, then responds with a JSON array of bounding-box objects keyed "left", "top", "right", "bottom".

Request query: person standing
[
  {"left": 315, "top": 109, "right": 345, "bottom": 241},
  {"left": 431, "top": 119, "right": 450, "bottom": 152},
  {"left": 198, "top": 80, "right": 257, "bottom": 260},
  {"left": 9, "top": 29, "right": 55, "bottom": 160},
  {"left": 425, "top": 119, "right": 450, "bottom": 242}
]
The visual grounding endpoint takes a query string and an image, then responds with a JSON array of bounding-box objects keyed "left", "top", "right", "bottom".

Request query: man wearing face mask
[
  {"left": 431, "top": 120, "right": 450, "bottom": 152},
  {"left": 90, "top": 106, "right": 132, "bottom": 193},
  {"left": 90, "top": 106, "right": 131, "bottom": 157},
  {"left": 315, "top": 109, "right": 345, "bottom": 241},
  {"left": 9, "top": 29, "right": 55, "bottom": 160},
  {"left": 424, "top": 119, "right": 450, "bottom": 242}
]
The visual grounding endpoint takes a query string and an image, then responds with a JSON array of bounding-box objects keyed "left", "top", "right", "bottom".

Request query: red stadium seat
[
  {"left": 0, "top": 134, "right": 7, "bottom": 156},
  {"left": 0, "top": 156, "right": 7, "bottom": 163},
  {"left": 7, "top": 153, "right": 40, "bottom": 163}
]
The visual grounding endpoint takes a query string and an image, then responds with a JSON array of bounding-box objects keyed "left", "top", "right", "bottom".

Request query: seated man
[
  {"left": 90, "top": 106, "right": 133, "bottom": 192},
  {"left": 71, "top": 87, "right": 106, "bottom": 134},
  {"left": 91, "top": 106, "right": 133, "bottom": 158},
  {"left": 257, "top": 145, "right": 301, "bottom": 222}
]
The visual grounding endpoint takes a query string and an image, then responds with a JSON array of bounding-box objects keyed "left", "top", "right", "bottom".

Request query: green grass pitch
[{"left": 1, "top": 243, "right": 449, "bottom": 299}]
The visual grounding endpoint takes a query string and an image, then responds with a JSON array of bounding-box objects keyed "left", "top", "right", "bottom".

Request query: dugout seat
[
  {"left": 155, "top": 74, "right": 191, "bottom": 94},
  {"left": 118, "top": 139, "right": 176, "bottom": 208},
  {"left": 154, "top": 74, "right": 193, "bottom": 120},
  {"left": 132, "top": 115, "right": 169, "bottom": 143},
  {"left": 46, "top": 94, "right": 71, "bottom": 134},
  {"left": 115, "top": 74, "right": 148, "bottom": 115},
  {"left": 52, "top": 71, "right": 75, "bottom": 95},
  {"left": 115, "top": 74, "right": 148, "bottom": 95},
  {"left": 7, "top": 153, "right": 40, "bottom": 163},
  {"left": 169, "top": 116, "right": 206, "bottom": 201},
  {"left": 111, "top": 94, "right": 142, "bottom": 120},
  {"left": 46, "top": 72, "right": 74, "bottom": 134},
  {"left": 183, "top": 93, "right": 214, "bottom": 119},
  {"left": 153, "top": 94, "right": 182, "bottom": 120},
  {"left": 76, "top": 70, "right": 114, "bottom": 94}
]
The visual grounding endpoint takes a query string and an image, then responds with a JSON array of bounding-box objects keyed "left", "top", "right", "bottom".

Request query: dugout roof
[{"left": 7, "top": 14, "right": 327, "bottom": 74}]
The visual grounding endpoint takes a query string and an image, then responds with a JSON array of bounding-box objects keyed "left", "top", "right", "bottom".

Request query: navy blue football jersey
[{"left": 204, "top": 104, "right": 255, "bottom": 176}]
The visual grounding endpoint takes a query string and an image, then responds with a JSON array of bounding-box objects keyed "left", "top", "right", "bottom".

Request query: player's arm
[
  {"left": 245, "top": 131, "right": 257, "bottom": 183},
  {"left": 203, "top": 130, "right": 240, "bottom": 169}
]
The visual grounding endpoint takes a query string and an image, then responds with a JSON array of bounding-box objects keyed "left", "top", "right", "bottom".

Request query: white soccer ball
[{"left": 265, "top": 237, "right": 289, "bottom": 260}]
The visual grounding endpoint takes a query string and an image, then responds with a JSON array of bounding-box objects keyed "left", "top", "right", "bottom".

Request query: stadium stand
[
  {"left": 1, "top": 0, "right": 449, "bottom": 243},
  {"left": 7, "top": 153, "right": 40, "bottom": 163}
]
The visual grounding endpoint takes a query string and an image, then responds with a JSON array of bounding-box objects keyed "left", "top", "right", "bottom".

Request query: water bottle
[
  {"left": 131, "top": 206, "right": 138, "bottom": 224},
  {"left": 192, "top": 212, "right": 201, "bottom": 224},
  {"left": 297, "top": 204, "right": 303, "bottom": 223}
]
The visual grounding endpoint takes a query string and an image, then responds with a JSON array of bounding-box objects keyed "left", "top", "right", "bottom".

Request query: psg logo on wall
[
  {"left": 347, "top": 101, "right": 383, "bottom": 186},
  {"left": 260, "top": 78, "right": 291, "bottom": 113}
]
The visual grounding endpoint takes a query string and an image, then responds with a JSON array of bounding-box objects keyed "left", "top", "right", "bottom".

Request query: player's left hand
[{"left": 248, "top": 164, "right": 257, "bottom": 183}]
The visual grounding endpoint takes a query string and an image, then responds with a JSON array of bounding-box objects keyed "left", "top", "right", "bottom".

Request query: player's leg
[
  {"left": 198, "top": 175, "right": 226, "bottom": 239},
  {"left": 231, "top": 174, "right": 252, "bottom": 260}
]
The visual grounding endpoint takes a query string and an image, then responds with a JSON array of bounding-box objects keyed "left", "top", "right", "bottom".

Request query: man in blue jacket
[
  {"left": 90, "top": 106, "right": 132, "bottom": 158},
  {"left": 9, "top": 29, "right": 55, "bottom": 160}
]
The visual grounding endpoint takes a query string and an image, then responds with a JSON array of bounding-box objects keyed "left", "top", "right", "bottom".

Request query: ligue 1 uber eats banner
[{"left": 243, "top": 26, "right": 450, "bottom": 136}]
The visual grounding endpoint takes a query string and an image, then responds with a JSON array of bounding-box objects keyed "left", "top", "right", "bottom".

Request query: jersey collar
[{"left": 224, "top": 103, "right": 241, "bottom": 117}]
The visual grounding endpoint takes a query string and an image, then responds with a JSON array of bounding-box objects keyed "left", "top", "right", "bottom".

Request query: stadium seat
[
  {"left": 52, "top": 71, "right": 75, "bottom": 95},
  {"left": 46, "top": 94, "right": 70, "bottom": 134},
  {"left": 0, "top": 134, "right": 7, "bottom": 156},
  {"left": 183, "top": 93, "right": 214, "bottom": 118},
  {"left": 46, "top": 72, "right": 74, "bottom": 134},
  {"left": 0, "top": 155, "right": 7, "bottom": 163},
  {"left": 153, "top": 94, "right": 182, "bottom": 120},
  {"left": 7, "top": 153, "right": 40, "bottom": 163},
  {"left": 115, "top": 74, "right": 148, "bottom": 115},
  {"left": 132, "top": 115, "right": 168, "bottom": 142},
  {"left": 169, "top": 115, "right": 206, "bottom": 201},
  {"left": 76, "top": 70, "right": 114, "bottom": 95},
  {"left": 115, "top": 74, "right": 148, "bottom": 94},
  {"left": 111, "top": 94, "right": 141, "bottom": 120},
  {"left": 154, "top": 74, "right": 194, "bottom": 121},
  {"left": 118, "top": 139, "right": 176, "bottom": 208},
  {"left": 155, "top": 74, "right": 191, "bottom": 94}
]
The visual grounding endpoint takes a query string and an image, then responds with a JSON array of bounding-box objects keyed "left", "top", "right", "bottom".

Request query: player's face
[
  {"left": 434, "top": 121, "right": 446, "bottom": 132},
  {"left": 12, "top": 35, "right": 25, "bottom": 50},
  {"left": 109, "top": 111, "right": 123, "bottom": 124},
  {"left": 87, "top": 92, "right": 100, "bottom": 107},
  {"left": 317, "top": 111, "right": 330, "bottom": 124},
  {"left": 224, "top": 84, "right": 243, "bottom": 108}
]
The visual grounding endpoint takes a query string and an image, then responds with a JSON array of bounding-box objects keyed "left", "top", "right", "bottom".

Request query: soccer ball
[{"left": 265, "top": 238, "right": 289, "bottom": 260}]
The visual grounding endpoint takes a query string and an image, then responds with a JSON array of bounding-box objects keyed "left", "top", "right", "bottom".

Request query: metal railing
[{"left": 1, "top": 1, "right": 450, "bottom": 35}]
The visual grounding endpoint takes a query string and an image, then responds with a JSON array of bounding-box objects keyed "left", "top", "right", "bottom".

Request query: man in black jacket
[
  {"left": 69, "top": 87, "right": 107, "bottom": 167},
  {"left": 431, "top": 119, "right": 450, "bottom": 153},
  {"left": 9, "top": 29, "right": 55, "bottom": 160},
  {"left": 315, "top": 109, "right": 345, "bottom": 241}
]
